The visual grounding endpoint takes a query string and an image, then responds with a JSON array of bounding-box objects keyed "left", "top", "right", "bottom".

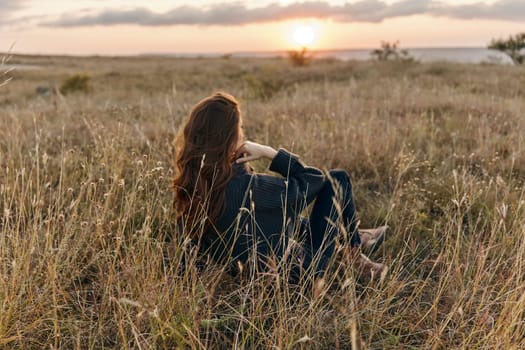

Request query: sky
[{"left": 0, "top": 0, "right": 524, "bottom": 55}]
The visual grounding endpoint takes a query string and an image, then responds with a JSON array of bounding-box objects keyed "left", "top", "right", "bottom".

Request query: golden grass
[{"left": 1, "top": 54, "right": 525, "bottom": 348}]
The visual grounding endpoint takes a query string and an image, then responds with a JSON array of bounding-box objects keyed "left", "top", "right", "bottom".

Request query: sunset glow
[
  {"left": 1, "top": 0, "right": 524, "bottom": 55},
  {"left": 292, "top": 25, "right": 315, "bottom": 47}
]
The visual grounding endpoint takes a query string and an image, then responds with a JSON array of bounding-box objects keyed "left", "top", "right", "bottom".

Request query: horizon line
[{"left": 3, "top": 45, "right": 497, "bottom": 58}]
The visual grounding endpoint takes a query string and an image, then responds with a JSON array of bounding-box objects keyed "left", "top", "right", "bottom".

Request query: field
[{"left": 1, "top": 54, "right": 525, "bottom": 349}]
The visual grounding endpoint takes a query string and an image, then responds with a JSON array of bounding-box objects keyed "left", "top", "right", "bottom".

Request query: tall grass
[
  {"left": 1, "top": 49, "right": 13, "bottom": 87},
  {"left": 1, "top": 55, "right": 524, "bottom": 348}
]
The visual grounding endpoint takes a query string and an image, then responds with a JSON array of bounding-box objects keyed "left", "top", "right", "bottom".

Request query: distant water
[
  {"left": 232, "top": 47, "right": 514, "bottom": 64},
  {"left": 2, "top": 48, "right": 514, "bottom": 66}
]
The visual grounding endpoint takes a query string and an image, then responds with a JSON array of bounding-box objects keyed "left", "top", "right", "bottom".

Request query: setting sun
[{"left": 292, "top": 25, "right": 315, "bottom": 47}]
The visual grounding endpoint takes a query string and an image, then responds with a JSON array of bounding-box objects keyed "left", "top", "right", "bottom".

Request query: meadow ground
[{"left": 1, "top": 54, "right": 524, "bottom": 349}]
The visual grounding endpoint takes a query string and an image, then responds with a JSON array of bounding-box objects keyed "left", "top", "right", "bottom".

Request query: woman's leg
[
  {"left": 301, "top": 169, "right": 387, "bottom": 281},
  {"left": 307, "top": 169, "right": 361, "bottom": 272}
]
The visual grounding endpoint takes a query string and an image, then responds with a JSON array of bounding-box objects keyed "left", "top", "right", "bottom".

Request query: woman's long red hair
[{"left": 173, "top": 92, "right": 242, "bottom": 238}]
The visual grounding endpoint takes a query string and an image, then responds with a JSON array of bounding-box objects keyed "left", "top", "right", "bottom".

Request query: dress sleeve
[{"left": 249, "top": 148, "right": 326, "bottom": 211}]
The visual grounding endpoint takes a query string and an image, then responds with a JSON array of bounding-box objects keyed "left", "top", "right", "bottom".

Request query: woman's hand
[{"left": 236, "top": 141, "right": 277, "bottom": 163}]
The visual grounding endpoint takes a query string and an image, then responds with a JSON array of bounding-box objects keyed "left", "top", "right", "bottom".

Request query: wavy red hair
[{"left": 173, "top": 92, "right": 243, "bottom": 238}]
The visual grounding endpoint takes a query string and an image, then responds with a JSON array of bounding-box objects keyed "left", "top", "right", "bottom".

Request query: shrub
[
  {"left": 288, "top": 47, "right": 313, "bottom": 67},
  {"left": 60, "top": 73, "right": 91, "bottom": 94},
  {"left": 488, "top": 32, "right": 525, "bottom": 65},
  {"left": 371, "top": 40, "right": 414, "bottom": 62}
]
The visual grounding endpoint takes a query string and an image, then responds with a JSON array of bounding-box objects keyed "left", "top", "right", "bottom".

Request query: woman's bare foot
[
  {"left": 343, "top": 247, "right": 388, "bottom": 283},
  {"left": 359, "top": 225, "right": 388, "bottom": 254},
  {"left": 355, "top": 252, "right": 388, "bottom": 283}
]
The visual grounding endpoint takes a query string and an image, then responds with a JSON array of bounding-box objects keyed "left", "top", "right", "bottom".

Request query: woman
[{"left": 174, "top": 92, "right": 387, "bottom": 281}]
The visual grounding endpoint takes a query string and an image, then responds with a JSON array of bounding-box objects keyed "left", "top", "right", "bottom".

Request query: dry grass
[
  {"left": 1, "top": 52, "right": 13, "bottom": 87},
  {"left": 1, "top": 54, "right": 525, "bottom": 349}
]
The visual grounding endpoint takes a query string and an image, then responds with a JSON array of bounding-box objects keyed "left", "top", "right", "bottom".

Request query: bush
[
  {"left": 288, "top": 47, "right": 313, "bottom": 67},
  {"left": 60, "top": 73, "right": 91, "bottom": 94},
  {"left": 371, "top": 40, "right": 414, "bottom": 62},
  {"left": 488, "top": 32, "right": 525, "bottom": 65}
]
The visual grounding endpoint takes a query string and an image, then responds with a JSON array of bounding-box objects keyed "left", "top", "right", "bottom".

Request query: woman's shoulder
[
  {"left": 228, "top": 163, "right": 251, "bottom": 186},
  {"left": 229, "top": 162, "right": 281, "bottom": 193},
  {"left": 232, "top": 162, "right": 252, "bottom": 176}
]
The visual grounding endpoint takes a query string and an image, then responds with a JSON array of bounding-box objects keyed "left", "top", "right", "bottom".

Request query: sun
[{"left": 292, "top": 25, "right": 315, "bottom": 47}]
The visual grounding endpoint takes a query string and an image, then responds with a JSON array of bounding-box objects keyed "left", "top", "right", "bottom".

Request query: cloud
[
  {"left": 338, "top": 0, "right": 432, "bottom": 22},
  {"left": 432, "top": 0, "right": 525, "bottom": 22},
  {"left": 45, "top": 2, "right": 335, "bottom": 27},
  {"left": 42, "top": 0, "right": 525, "bottom": 27},
  {"left": 0, "top": 0, "right": 27, "bottom": 23},
  {"left": 0, "top": 0, "right": 22, "bottom": 12}
]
